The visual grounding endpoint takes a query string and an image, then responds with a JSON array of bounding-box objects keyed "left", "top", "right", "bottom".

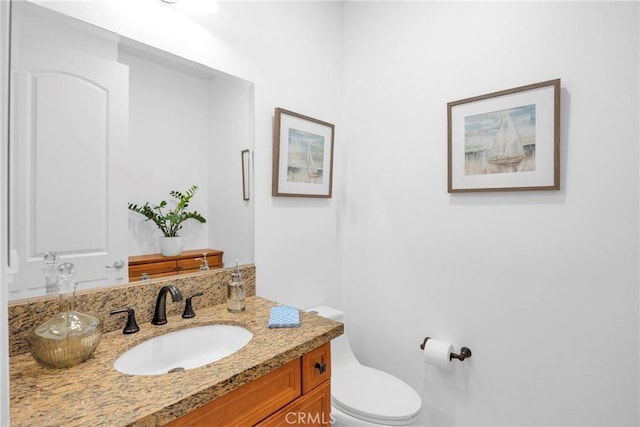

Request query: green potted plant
[{"left": 128, "top": 185, "right": 206, "bottom": 256}]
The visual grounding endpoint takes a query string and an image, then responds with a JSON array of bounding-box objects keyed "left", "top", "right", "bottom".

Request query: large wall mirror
[{"left": 7, "top": 1, "right": 255, "bottom": 301}]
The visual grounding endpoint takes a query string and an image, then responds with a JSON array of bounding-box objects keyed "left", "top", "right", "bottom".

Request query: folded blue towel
[{"left": 268, "top": 305, "right": 301, "bottom": 328}]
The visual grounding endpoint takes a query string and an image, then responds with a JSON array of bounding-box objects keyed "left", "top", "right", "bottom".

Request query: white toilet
[{"left": 307, "top": 306, "right": 422, "bottom": 426}]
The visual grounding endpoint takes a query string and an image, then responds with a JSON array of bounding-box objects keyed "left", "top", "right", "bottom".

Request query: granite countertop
[{"left": 9, "top": 296, "right": 343, "bottom": 427}]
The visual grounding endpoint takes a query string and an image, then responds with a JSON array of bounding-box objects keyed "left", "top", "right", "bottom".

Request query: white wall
[
  {"left": 208, "top": 77, "right": 255, "bottom": 266},
  {"left": 341, "top": 2, "right": 639, "bottom": 426},
  {"left": 123, "top": 50, "right": 210, "bottom": 254},
  {"left": 200, "top": 1, "right": 345, "bottom": 308},
  {"left": 3, "top": 1, "right": 638, "bottom": 426},
  {"left": 121, "top": 44, "right": 255, "bottom": 263}
]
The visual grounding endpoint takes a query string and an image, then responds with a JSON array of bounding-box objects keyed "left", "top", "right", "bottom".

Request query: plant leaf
[{"left": 128, "top": 185, "right": 205, "bottom": 237}]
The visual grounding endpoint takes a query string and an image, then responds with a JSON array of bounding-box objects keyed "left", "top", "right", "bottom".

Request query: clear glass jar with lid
[{"left": 28, "top": 263, "right": 102, "bottom": 368}]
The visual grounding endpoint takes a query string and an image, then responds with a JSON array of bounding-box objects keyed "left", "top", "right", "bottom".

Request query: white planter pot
[{"left": 159, "top": 236, "right": 183, "bottom": 256}]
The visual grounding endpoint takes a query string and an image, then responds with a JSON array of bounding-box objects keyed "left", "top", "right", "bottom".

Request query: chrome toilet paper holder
[{"left": 420, "top": 337, "right": 472, "bottom": 362}]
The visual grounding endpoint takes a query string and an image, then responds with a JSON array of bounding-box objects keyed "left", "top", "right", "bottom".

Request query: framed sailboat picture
[
  {"left": 273, "top": 108, "right": 335, "bottom": 198},
  {"left": 447, "top": 79, "right": 560, "bottom": 193}
]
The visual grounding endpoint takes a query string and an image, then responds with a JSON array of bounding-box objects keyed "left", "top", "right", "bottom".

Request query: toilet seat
[{"left": 332, "top": 364, "right": 422, "bottom": 426}]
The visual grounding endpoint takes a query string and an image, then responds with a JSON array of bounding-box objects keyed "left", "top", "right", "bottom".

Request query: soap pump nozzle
[{"left": 232, "top": 260, "right": 241, "bottom": 280}]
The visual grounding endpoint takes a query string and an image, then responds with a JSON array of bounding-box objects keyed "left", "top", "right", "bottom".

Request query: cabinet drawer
[
  {"left": 204, "top": 253, "right": 223, "bottom": 268},
  {"left": 255, "top": 380, "right": 331, "bottom": 427},
  {"left": 167, "top": 359, "right": 302, "bottom": 427},
  {"left": 301, "top": 342, "right": 331, "bottom": 394},
  {"left": 128, "top": 260, "right": 176, "bottom": 279},
  {"left": 176, "top": 258, "right": 204, "bottom": 272},
  {"left": 175, "top": 253, "right": 219, "bottom": 270}
]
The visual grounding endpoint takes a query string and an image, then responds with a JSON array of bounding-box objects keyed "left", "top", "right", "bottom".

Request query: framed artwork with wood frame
[
  {"left": 447, "top": 79, "right": 561, "bottom": 193},
  {"left": 272, "top": 108, "right": 335, "bottom": 198}
]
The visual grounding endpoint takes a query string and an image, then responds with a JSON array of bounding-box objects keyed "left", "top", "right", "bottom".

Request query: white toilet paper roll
[{"left": 423, "top": 338, "right": 454, "bottom": 370}]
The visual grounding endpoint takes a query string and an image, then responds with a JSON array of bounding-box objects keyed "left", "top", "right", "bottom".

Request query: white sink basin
[{"left": 113, "top": 324, "right": 253, "bottom": 376}]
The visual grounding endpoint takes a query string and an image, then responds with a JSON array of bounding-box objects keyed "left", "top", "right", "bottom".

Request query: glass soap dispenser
[
  {"left": 227, "top": 260, "right": 245, "bottom": 312},
  {"left": 28, "top": 263, "right": 103, "bottom": 368}
]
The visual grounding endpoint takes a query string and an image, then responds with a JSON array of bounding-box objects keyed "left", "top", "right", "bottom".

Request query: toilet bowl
[{"left": 307, "top": 306, "right": 422, "bottom": 426}]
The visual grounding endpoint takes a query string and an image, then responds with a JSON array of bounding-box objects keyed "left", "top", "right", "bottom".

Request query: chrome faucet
[{"left": 151, "top": 285, "right": 183, "bottom": 325}]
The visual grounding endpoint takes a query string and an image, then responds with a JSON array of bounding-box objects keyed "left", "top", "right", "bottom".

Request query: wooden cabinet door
[
  {"left": 167, "top": 359, "right": 301, "bottom": 427},
  {"left": 166, "top": 343, "right": 331, "bottom": 427},
  {"left": 255, "top": 381, "right": 331, "bottom": 427}
]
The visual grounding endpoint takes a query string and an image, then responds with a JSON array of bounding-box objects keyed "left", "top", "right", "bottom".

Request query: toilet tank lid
[{"left": 306, "top": 305, "right": 343, "bottom": 321}]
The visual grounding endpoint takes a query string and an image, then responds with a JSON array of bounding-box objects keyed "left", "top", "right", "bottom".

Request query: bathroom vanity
[
  {"left": 168, "top": 342, "right": 331, "bottom": 426},
  {"left": 8, "top": 266, "right": 342, "bottom": 426}
]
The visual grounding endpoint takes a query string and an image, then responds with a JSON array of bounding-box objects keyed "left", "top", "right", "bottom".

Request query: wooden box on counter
[{"left": 128, "top": 249, "right": 224, "bottom": 281}]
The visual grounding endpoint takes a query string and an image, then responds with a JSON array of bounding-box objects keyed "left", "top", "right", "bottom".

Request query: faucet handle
[
  {"left": 182, "top": 292, "right": 204, "bottom": 318},
  {"left": 110, "top": 307, "right": 140, "bottom": 334}
]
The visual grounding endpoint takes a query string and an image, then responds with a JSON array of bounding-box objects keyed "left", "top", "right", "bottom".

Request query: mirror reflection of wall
[
  {"left": 8, "top": 2, "right": 254, "bottom": 301},
  {"left": 122, "top": 45, "right": 212, "bottom": 255}
]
